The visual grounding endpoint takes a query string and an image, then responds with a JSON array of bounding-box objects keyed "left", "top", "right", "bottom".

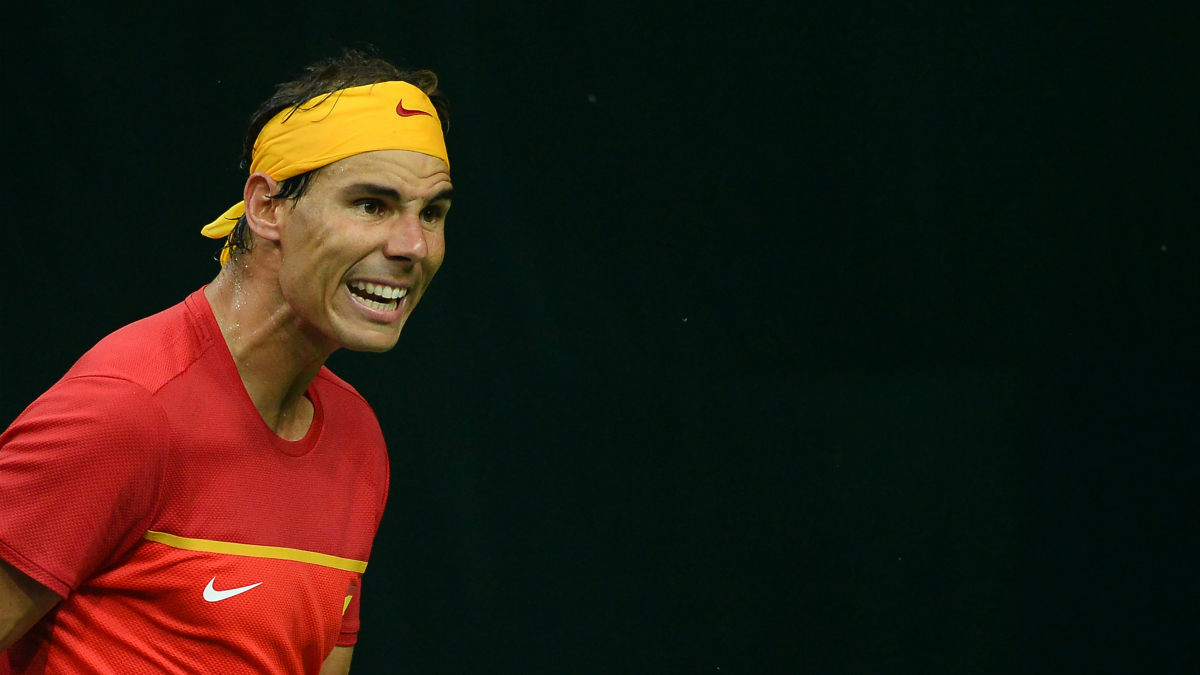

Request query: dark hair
[{"left": 221, "top": 48, "right": 449, "bottom": 263}]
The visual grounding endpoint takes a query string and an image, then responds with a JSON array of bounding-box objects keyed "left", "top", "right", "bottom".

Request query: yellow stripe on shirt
[{"left": 143, "top": 530, "right": 368, "bottom": 573}]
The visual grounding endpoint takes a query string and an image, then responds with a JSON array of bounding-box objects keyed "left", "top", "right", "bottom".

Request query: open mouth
[{"left": 348, "top": 280, "right": 408, "bottom": 312}]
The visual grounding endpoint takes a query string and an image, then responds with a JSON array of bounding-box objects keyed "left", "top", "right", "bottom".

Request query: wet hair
[{"left": 221, "top": 48, "right": 449, "bottom": 263}]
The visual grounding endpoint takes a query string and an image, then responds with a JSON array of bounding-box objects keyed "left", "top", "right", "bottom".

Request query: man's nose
[{"left": 382, "top": 211, "right": 429, "bottom": 262}]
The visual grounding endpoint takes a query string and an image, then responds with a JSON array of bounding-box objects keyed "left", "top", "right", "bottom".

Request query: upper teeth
[{"left": 353, "top": 281, "right": 407, "bottom": 300}]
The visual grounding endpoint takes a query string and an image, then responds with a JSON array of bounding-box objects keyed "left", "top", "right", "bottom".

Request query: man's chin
[
  {"left": 340, "top": 331, "right": 401, "bottom": 353},
  {"left": 324, "top": 319, "right": 398, "bottom": 353},
  {"left": 327, "top": 312, "right": 405, "bottom": 352},
  {"left": 347, "top": 341, "right": 399, "bottom": 354}
]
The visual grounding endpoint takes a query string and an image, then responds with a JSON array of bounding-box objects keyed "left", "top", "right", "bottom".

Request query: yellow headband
[{"left": 201, "top": 80, "right": 448, "bottom": 265}]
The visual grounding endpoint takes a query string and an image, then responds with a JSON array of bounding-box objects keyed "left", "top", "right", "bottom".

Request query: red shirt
[{"left": 0, "top": 289, "right": 389, "bottom": 674}]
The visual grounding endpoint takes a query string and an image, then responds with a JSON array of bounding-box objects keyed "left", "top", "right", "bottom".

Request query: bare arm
[
  {"left": 319, "top": 645, "right": 354, "bottom": 675},
  {"left": 0, "top": 558, "right": 60, "bottom": 652}
]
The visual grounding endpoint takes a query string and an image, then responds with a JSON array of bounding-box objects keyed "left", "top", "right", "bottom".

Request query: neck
[{"left": 204, "top": 255, "right": 335, "bottom": 441}]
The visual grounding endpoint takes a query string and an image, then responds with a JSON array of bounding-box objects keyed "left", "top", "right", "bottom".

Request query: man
[{"left": 0, "top": 50, "right": 452, "bottom": 674}]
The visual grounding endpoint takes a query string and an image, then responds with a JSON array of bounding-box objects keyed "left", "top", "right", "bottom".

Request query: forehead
[{"left": 313, "top": 149, "right": 451, "bottom": 195}]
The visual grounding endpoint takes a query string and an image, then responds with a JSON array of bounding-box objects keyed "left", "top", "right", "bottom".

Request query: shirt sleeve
[
  {"left": 336, "top": 428, "right": 389, "bottom": 647},
  {"left": 337, "top": 577, "right": 362, "bottom": 646},
  {"left": 0, "top": 376, "right": 169, "bottom": 598}
]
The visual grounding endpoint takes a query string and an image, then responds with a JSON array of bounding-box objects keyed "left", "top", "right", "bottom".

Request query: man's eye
[
  {"left": 357, "top": 201, "right": 383, "bottom": 215},
  {"left": 421, "top": 206, "right": 443, "bottom": 222}
]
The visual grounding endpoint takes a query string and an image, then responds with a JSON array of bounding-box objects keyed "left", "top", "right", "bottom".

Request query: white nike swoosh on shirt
[{"left": 203, "top": 577, "right": 263, "bottom": 602}]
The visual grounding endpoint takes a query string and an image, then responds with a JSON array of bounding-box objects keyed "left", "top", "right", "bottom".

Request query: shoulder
[
  {"left": 1, "top": 292, "right": 204, "bottom": 463},
  {"left": 313, "top": 367, "right": 388, "bottom": 498},
  {"left": 314, "top": 367, "right": 370, "bottom": 406},
  {"left": 314, "top": 367, "right": 382, "bottom": 431},
  {"left": 315, "top": 367, "right": 385, "bottom": 453},
  {"left": 2, "top": 376, "right": 170, "bottom": 452},
  {"left": 62, "top": 293, "right": 210, "bottom": 395},
  {"left": 0, "top": 376, "right": 171, "bottom": 515}
]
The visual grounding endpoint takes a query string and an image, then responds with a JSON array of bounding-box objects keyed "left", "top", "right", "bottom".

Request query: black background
[{"left": 2, "top": 2, "right": 1198, "bottom": 672}]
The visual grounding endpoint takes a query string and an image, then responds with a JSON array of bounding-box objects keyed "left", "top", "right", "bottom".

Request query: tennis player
[{"left": 0, "top": 50, "right": 451, "bottom": 674}]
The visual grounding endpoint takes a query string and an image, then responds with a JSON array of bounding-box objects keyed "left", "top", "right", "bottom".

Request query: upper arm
[
  {"left": 319, "top": 645, "right": 354, "bottom": 675},
  {"left": 0, "top": 557, "right": 59, "bottom": 652},
  {"left": 0, "top": 377, "right": 169, "bottom": 596}
]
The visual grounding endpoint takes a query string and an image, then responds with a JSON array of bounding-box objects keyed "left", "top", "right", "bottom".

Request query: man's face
[{"left": 274, "top": 149, "right": 452, "bottom": 353}]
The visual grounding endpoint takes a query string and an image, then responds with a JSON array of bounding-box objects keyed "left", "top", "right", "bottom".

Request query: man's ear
[{"left": 243, "top": 173, "right": 284, "bottom": 242}]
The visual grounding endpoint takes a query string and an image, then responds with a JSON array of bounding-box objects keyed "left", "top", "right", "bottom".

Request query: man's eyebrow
[
  {"left": 427, "top": 187, "right": 454, "bottom": 204},
  {"left": 344, "top": 183, "right": 403, "bottom": 202},
  {"left": 344, "top": 183, "right": 453, "bottom": 205}
]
